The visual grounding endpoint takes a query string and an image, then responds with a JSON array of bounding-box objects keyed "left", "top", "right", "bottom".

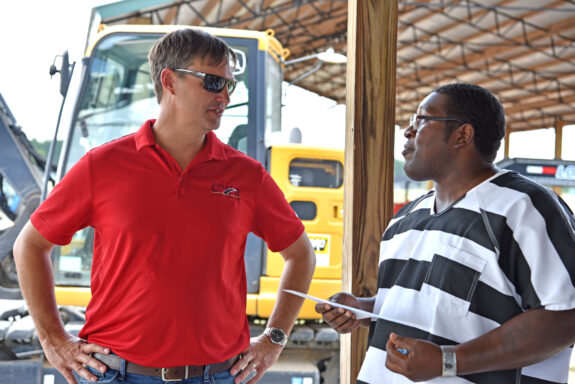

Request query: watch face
[{"left": 270, "top": 328, "right": 286, "bottom": 343}]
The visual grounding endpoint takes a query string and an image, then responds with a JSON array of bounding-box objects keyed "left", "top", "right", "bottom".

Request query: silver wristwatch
[
  {"left": 263, "top": 327, "right": 288, "bottom": 347},
  {"left": 440, "top": 345, "right": 457, "bottom": 377}
]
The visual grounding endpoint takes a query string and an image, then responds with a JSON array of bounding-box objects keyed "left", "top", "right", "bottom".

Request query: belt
[{"left": 93, "top": 353, "right": 240, "bottom": 381}]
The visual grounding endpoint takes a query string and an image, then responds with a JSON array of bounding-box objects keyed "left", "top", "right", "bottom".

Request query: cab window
[{"left": 288, "top": 158, "right": 343, "bottom": 188}]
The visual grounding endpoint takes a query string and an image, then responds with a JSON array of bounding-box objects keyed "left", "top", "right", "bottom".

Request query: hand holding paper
[{"left": 283, "top": 289, "right": 378, "bottom": 319}]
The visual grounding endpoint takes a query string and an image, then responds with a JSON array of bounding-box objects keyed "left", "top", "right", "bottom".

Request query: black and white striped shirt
[{"left": 358, "top": 170, "right": 575, "bottom": 384}]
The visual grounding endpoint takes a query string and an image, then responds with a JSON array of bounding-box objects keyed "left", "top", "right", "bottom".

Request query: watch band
[{"left": 440, "top": 345, "right": 457, "bottom": 377}]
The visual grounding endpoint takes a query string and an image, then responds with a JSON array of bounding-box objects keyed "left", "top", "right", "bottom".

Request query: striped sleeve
[{"left": 485, "top": 172, "right": 575, "bottom": 311}]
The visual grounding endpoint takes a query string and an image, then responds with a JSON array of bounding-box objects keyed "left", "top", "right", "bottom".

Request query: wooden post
[
  {"left": 342, "top": 1, "right": 398, "bottom": 383},
  {"left": 555, "top": 121, "right": 564, "bottom": 160},
  {"left": 552, "top": 121, "right": 562, "bottom": 195},
  {"left": 504, "top": 127, "right": 511, "bottom": 158}
]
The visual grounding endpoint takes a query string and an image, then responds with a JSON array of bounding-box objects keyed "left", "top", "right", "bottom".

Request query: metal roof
[{"left": 95, "top": 0, "right": 575, "bottom": 132}]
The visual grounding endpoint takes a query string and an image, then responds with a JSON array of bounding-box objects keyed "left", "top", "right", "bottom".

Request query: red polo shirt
[{"left": 31, "top": 120, "right": 304, "bottom": 367}]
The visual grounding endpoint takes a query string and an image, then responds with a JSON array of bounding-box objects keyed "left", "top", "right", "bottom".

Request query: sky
[
  {"left": 0, "top": 0, "right": 115, "bottom": 141},
  {"left": 1, "top": 0, "right": 573, "bottom": 161}
]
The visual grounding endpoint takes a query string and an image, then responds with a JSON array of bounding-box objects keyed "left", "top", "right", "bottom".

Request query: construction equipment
[
  {"left": 496, "top": 158, "right": 575, "bottom": 189},
  {"left": 0, "top": 94, "right": 43, "bottom": 299},
  {"left": 0, "top": 25, "right": 343, "bottom": 383},
  {"left": 496, "top": 157, "right": 575, "bottom": 209}
]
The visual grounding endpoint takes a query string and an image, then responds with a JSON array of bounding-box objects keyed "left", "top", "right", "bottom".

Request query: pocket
[
  {"left": 79, "top": 366, "right": 121, "bottom": 384},
  {"left": 421, "top": 243, "right": 486, "bottom": 314}
]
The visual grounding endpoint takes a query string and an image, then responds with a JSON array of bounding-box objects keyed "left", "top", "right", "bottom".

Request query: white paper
[{"left": 283, "top": 289, "right": 379, "bottom": 319}]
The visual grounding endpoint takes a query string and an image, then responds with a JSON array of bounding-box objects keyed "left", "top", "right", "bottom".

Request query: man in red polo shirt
[{"left": 13, "top": 28, "right": 315, "bottom": 384}]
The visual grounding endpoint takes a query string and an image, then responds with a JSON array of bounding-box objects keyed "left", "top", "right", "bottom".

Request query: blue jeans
[{"left": 80, "top": 359, "right": 238, "bottom": 384}]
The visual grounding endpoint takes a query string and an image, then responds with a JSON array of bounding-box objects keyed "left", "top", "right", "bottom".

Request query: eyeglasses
[
  {"left": 171, "top": 68, "right": 237, "bottom": 95},
  {"left": 409, "top": 114, "right": 466, "bottom": 130}
]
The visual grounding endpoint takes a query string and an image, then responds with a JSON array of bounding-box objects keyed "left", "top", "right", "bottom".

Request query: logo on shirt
[{"left": 211, "top": 183, "right": 240, "bottom": 199}]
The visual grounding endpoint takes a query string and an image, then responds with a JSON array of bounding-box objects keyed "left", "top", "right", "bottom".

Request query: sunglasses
[{"left": 171, "top": 68, "right": 237, "bottom": 95}]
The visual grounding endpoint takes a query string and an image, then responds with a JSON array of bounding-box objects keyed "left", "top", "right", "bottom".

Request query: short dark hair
[
  {"left": 434, "top": 83, "right": 506, "bottom": 161},
  {"left": 148, "top": 28, "right": 237, "bottom": 102}
]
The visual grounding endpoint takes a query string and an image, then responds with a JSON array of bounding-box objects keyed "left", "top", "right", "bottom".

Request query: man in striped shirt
[{"left": 316, "top": 83, "right": 575, "bottom": 383}]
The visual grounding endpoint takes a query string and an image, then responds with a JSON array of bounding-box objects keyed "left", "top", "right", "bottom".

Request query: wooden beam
[
  {"left": 342, "top": 0, "right": 398, "bottom": 383},
  {"left": 505, "top": 93, "right": 575, "bottom": 114},
  {"left": 396, "top": 8, "right": 575, "bottom": 88},
  {"left": 160, "top": 3, "right": 180, "bottom": 24}
]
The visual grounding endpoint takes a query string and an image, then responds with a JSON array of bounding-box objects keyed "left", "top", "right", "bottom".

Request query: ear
[
  {"left": 160, "top": 68, "right": 177, "bottom": 97},
  {"left": 452, "top": 123, "right": 474, "bottom": 149}
]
